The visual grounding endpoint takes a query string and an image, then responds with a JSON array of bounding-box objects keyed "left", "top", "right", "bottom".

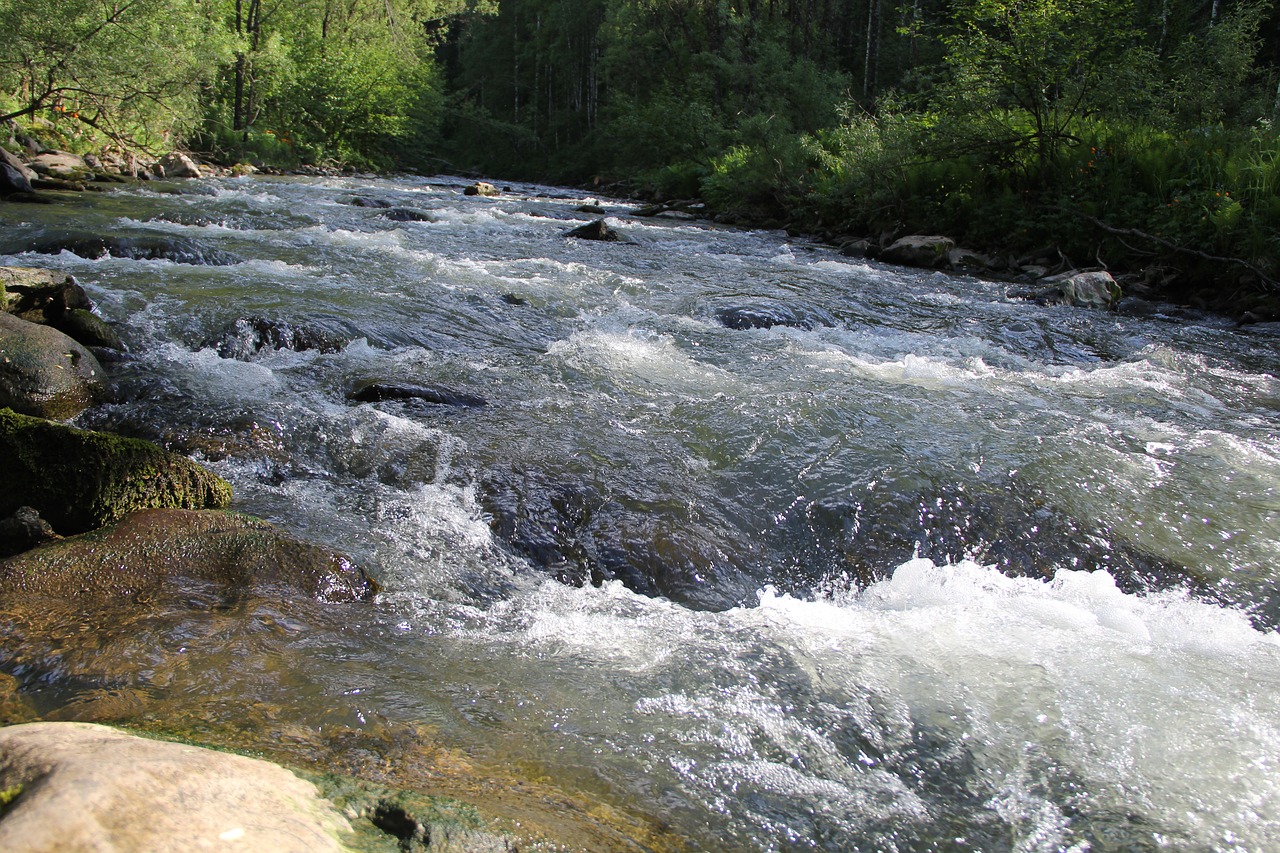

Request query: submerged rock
[
  {"left": 0, "top": 313, "right": 108, "bottom": 419},
  {"left": 0, "top": 508, "right": 377, "bottom": 603},
  {"left": 212, "top": 316, "right": 349, "bottom": 360},
  {"left": 479, "top": 467, "right": 751, "bottom": 609},
  {"left": 0, "top": 408, "right": 232, "bottom": 535},
  {"left": 565, "top": 219, "right": 621, "bottom": 242},
  {"left": 23, "top": 234, "right": 243, "bottom": 266},
  {"left": 0, "top": 722, "right": 353, "bottom": 852},
  {"left": 383, "top": 207, "right": 438, "bottom": 222},
  {"left": 343, "top": 195, "right": 393, "bottom": 208},
  {"left": 349, "top": 381, "right": 487, "bottom": 408},
  {"left": 716, "top": 303, "right": 821, "bottom": 331}
]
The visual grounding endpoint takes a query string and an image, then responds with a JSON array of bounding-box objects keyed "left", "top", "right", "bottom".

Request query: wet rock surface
[
  {"left": 349, "top": 381, "right": 488, "bottom": 408},
  {"left": 565, "top": 219, "right": 622, "bottom": 242},
  {"left": 0, "top": 408, "right": 232, "bottom": 535},
  {"left": 211, "top": 316, "right": 350, "bottom": 360},
  {"left": 0, "top": 507, "right": 377, "bottom": 604},
  {"left": 0, "top": 314, "right": 108, "bottom": 419}
]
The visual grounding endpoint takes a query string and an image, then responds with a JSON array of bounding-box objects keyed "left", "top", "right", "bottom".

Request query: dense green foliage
[{"left": 2, "top": 0, "right": 1278, "bottom": 306}]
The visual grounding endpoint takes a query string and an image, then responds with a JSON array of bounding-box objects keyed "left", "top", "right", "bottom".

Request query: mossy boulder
[
  {"left": 0, "top": 508, "right": 377, "bottom": 603},
  {"left": 0, "top": 408, "right": 233, "bottom": 535},
  {"left": 0, "top": 313, "right": 108, "bottom": 419}
]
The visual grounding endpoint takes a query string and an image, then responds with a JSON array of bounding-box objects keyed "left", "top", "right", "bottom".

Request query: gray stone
[
  {"left": 158, "top": 151, "right": 202, "bottom": 178},
  {"left": 0, "top": 147, "right": 36, "bottom": 183},
  {"left": 463, "top": 181, "right": 499, "bottom": 197},
  {"left": 1032, "top": 270, "right": 1122, "bottom": 309},
  {"left": 0, "top": 162, "right": 32, "bottom": 196},
  {"left": 0, "top": 722, "right": 353, "bottom": 852},
  {"left": 0, "top": 312, "right": 108, "bottom": 419},
  {"left": 880, "top": 235, "right": 956, "bottom": 269},
  {"left": 29, "top": 151, "right": 90, "bottom": 180}
]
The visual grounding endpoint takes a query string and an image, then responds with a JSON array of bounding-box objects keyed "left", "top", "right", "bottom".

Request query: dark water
[{"left": 3, "top": 175, "right": 1280, "bottom": 851}]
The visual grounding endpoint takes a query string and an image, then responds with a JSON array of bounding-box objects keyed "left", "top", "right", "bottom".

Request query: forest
[{"left": 2, "top": 0, "right": 1279, "bottom": 310}]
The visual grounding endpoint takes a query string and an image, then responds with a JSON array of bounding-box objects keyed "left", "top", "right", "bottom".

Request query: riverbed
[{"left": 3, "top": 174, "right": 1279, "bottom": 851}]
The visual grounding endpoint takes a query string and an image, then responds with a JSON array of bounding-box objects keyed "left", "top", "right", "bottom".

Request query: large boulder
[
  {"left": 0, "top": 313, "right": 108, "bottom": 419},
  {"left": 0, "top": 162, "right": 33, "bottom": 196},
  {"left": 0, "top": 722, "right": 353, "bottom": 852},
  {"left": 0, "top": 508, "right": 377, "bottom": 603},
  {"left": 463, "top": 181, "right": 499, "bottom": 197},
  {"left": 157, "top": 151, "right": 202, "bottom": 178},
  {"left": 28, "top": 150, "right": 90, "bottom": 181},
  {"left": 880, "top": 235, "right": 957, "bottom": 269},
  {"left": 1019, "top": 270, "right": 1123, "bottom": 310},
  {"left": 0, "top": 408, "right": 233, "bottom": 534},
  {"left": 0, "top": 147, "right": 36, "bottom": 183}
]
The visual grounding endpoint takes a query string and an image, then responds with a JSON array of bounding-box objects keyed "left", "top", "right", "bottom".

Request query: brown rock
[{"left": 0, "top": 508, "right": 378, "bottom": 604}]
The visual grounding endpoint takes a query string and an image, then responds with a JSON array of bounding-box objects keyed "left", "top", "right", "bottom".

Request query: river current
[{"left": 3, "top": 174, "right": 1280, "bottom": 851}]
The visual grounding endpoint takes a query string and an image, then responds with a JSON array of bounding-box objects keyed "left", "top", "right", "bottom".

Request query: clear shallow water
[{"left": 3, "top": 175, "right": 1280, "bottom": 850}]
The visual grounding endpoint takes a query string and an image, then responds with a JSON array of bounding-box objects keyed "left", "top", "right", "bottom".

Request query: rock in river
[
  {"left": 349, "top": 381, "right": 487, "bottom": 408},
  {"left": 0, "top": 408, "right": 233, "bottom": 535},
  {"left": 0, "top": 722, "right": 353, "bottom": 852},
  {"left": 0, "top": 507, "right": 377, "bottom": 604},
  {"left": 565, "top": 219, "right": 621, "bottom": 242},
  {"left": 0, "top": 313, "right": 108, "bottom": 419}
]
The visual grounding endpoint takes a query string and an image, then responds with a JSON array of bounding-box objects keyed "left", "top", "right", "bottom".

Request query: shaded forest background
[{"left": 3, "top": 0, "right": 1280, "bottom": 307}]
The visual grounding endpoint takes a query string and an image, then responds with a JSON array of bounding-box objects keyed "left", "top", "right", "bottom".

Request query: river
[{"left": 3, "top": 174, "right": 1279, "bottom": 851}]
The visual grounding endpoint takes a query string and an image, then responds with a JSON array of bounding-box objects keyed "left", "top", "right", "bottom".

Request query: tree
[
  {"left": 939, "top": 0, "right": 1150, "bottom": 169},
  {"left": 0, "top": 0, "right": 228, "bottom": 150}
]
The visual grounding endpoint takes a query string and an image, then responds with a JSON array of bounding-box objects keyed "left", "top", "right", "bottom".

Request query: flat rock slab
[{"left": 0, "top": 722, "right": 352, "bottom": 852}]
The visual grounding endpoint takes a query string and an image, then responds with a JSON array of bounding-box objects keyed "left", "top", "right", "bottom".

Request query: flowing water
[{"left": 3, "top": 175, "right": 1280, "bottom": 851}]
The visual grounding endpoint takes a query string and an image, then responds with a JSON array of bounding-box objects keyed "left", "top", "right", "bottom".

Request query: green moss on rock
[{"left": 0, "top": 408, "right": 233, "bottom": 535}]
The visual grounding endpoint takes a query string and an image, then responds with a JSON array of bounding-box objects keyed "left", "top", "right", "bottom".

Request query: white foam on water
[
  {"left": 145, "top": 342, "right": 281, "bottom": 399},
  {"left": 545, "top": 326, "right": 735, "bottom": 392},
  {"left": 461, "top": 559, "right": 1280, "bottom": 850}
]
